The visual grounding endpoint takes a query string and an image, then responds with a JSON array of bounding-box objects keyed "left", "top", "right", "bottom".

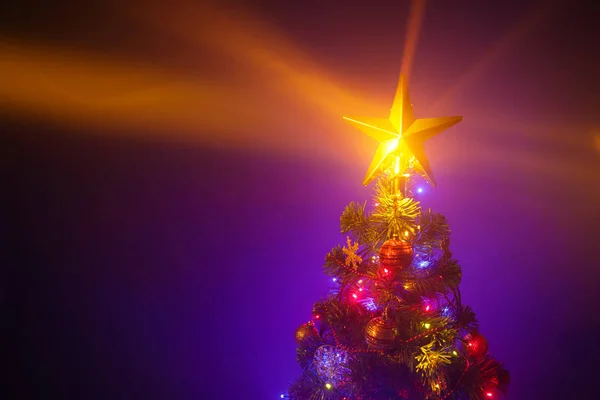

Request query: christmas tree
[{"left": 287, "top": 75, "right": 509, "bottom": 399}]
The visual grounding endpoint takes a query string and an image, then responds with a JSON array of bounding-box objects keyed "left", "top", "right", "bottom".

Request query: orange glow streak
[
  {"left": 1, "top": 1, "right": 384, "bottom": 163},
  {"left": 0, "top": 39, "right": 266, "bottom": 142},
  {"left": 129, "top": 2, "right": 385, "bottom": 160},
  {"left": 134, "top": 2, "right": 379, "bottom": 114},
  {"left": 400, "top": 0, "right": 428, "bottom": 83},
  {"left": 0, "top": 0, "right": 438, "bottom": 168}
]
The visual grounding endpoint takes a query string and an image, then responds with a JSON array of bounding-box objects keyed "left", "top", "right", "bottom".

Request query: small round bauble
[
  {"left": 295, "top": 322, "right": 319, "bottom": 345},
  {"left": 364, "top": 316, "right": 398, "bottom": 351},
  {"left": 379, "top": 238, "right": 413, "bottom": 271},
  {"left": 465, "top": 332, "right": 488, "bottom": 359}
]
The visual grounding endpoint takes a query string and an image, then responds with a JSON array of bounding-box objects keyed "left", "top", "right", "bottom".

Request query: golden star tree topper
[{"left": 344, "top": 75, "right": 462, "bottom": 187}]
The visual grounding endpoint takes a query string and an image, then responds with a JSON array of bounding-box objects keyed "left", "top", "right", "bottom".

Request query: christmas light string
[
  {"left": 323, "top": 303, "right": 444, "bottom": 349},
  {"left": 334, "top": 249, "right": 461, "bottom": 332},
  {"left": 402, "top": 326, "right": 444, "bottom": 343},
  {"left": 330, "top": 327, "right": 383, "bottom": 355}
]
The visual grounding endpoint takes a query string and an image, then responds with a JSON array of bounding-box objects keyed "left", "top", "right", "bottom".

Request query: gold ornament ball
[
  {"left": 379, "top": 238, "right": 413, "bottom": 271},
  {"left": 364, "top": 316, "right": 398, "bottom": 350},
  {"left": 295, "top": 322, "right": 319, "bottom": 345}
]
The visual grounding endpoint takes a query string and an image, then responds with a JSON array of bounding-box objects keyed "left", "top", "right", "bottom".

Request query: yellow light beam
[
  {"left": 0, "top": 37, "right": 344, "bottom": 155},
  {"left": 400, "top": 0, "right": 428, "bottom": 84},
  {"left": 131, "top": 2, "right": 382, "bottom": 120},
  {"left": 342, "top": 117, "right": 397, "bottom": 137},
  {"left": 0, "top": 39, "right": 239, "bottom": 132}
]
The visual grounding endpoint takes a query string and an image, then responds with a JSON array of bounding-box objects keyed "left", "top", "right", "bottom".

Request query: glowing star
[
  {"left": 343, "top": 75, "right": 462, "bottom": 186},
  {"left": 342, "top": 236, "right": 363, "bottom": 270}
]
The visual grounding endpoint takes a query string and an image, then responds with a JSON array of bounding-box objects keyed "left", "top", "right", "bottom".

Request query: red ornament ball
[
  {"left": 364, "top": 316, "right": 398, "bottom": 351},
  {"left": 465, "top": 332, "right": 488, "bottom": 359},
  {"left": 295, "top": 322, "right": 319, "bottom": 345},
  {"left": 379, "top": 238, "right": 413, "bottom": 271}
]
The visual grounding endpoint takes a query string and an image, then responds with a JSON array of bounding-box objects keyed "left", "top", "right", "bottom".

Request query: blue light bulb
[{"left": 417, "top": 187, "right": 423, "bottom": 193}]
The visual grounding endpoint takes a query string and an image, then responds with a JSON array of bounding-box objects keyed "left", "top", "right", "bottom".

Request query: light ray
[
  {"left": 427, "top": 0, "right": 558, "bottom": 113},
  {"left": 400, "top": 0, "right": 428, "bottom": 83}
]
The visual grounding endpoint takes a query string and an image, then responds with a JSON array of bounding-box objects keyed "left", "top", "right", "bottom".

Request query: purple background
[{"left": 4, "top": 0, "right": 600, "bottom": 399}]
